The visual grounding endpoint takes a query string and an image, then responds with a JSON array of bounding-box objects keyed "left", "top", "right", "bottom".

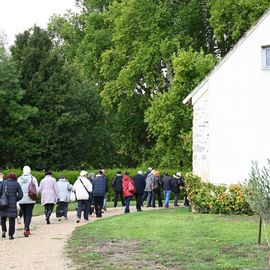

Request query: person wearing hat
[
  {"left": 112, "top": 171, "right": 125, "bottom": 208},
  {"left": 172, "top": 172, "right": 184, "bottom": 206},
  {"left": 39, "top": 171, "right": 59, "bottom": 224},
  {"left": 17, "top": 165, "right": 39, "bottom": 236},
  {"left": 0, "top": 173, "right": 23, "bottom": 240},
  {"left": 73, "top": 170, "right": 92, "bottom": 223}
]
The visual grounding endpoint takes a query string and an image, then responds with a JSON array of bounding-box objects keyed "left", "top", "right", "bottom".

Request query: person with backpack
[
  {"left": 73, "top": 170, "right": 92, "bottom": 223},
  {"left": 122, "top": 172, "right": 136, "bottom": 213},
  {"left": 56, "top": 175, "right": 73, "bottom": 221},
  {"left": 17, "top": 166, "right": 39, "bottom": 237},
  {"left": 112, "top": 171, "right": 125, "bottom": 207},
  {"left": 151, "top": 170, "right": 163, "bottom": 208},
  {"left": 144, "top": 169, "right": 154, "bottom": 207}
]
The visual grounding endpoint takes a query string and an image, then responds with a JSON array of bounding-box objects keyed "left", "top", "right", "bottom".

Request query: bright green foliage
[
  {"left": 3, "top": 2, "right": 270, "bottom": 170},
  {"left": 245, "top": 161, "right": 270, "bottom": 221},
  {"left": 185, "top": 172, "right": 253, "bottom": 215},
  {"left": 145, "top": 49, "right": 216, "bottom": 168},
  {"left": 208, "top": 0, "right": 270, "bottom": 56}
]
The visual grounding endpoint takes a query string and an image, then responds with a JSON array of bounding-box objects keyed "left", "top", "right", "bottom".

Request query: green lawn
[{"left": 67, "top": 208, "right": 269, "bottom": 270}]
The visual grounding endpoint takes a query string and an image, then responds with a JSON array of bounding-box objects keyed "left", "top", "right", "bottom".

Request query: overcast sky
[{"left": 0, "top": 0, "right": 79, "bottom": 46}]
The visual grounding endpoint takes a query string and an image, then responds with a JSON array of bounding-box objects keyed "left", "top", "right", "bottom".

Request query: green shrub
[{"left": 184, "top": 172, "right": 253, "bottom": 215}]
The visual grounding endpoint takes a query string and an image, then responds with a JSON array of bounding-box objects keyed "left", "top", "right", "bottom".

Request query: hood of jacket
[{"left": 20, "top": 174, "right": 31, "bottom": 183}]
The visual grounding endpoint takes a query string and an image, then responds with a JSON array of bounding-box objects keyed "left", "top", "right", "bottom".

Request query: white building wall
[
  {"left": 207, "top": 12, "right": 270, "bottom": 184},
  {"left": 193, "top": 91, "right": 210, "bottom": 181}
]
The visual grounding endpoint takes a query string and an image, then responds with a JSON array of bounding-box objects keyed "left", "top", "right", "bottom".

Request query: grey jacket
[
  {"left": 17, "top": 174, "right": 39, "bottom": 204},
  {"left": 57, "top": 178, "right": 73, "bottom": 202}
]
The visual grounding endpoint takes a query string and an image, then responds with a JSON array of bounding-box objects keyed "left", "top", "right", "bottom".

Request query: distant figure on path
[
  {"left": 161, "top": 172, "right": 173, "bottom": 208},
  {"left": 151, "top": 170, "right": 163, "bottom": 208},
  {"left": 133, "top": 170, "right": 145, "bottom": 211},
  {"left": 92, "top": 171, "right": 107, "bottom": 218},
  {"left": 122, "top": 172, "right": 136, "bottom": 213},
  {"left": 57, "top": 175, "right": 73, "bottom": 221},
  {"left": 39, "top": 171, "right": 59, "bottom": 224},
  {"left": 112, "top": 171, "right": 125, "bottom": 207}
]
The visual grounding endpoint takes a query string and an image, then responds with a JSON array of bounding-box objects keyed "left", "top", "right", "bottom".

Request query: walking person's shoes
[
  {"left": 9, "top": 236, "right": 14, "bottom": 240},
  {"left": 76, "top": 219, "right": 80, "bottom": 223},
  {"left": 2, "top": 232, "right": 6, "bottom": 238},
  {"left": 24, "top": 230, "right": 30, "bottom": 237},
  {"left": 46, "top": 218, "right": 50, "bottom": 224}
]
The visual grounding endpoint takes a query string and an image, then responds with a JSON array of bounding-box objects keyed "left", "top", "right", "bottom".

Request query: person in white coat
[
  {"left": 73, "top": 170, "right": 92, "bottom": 223},
  {"left": 17, "top": 166, "right": 39, "bottom": 237}
]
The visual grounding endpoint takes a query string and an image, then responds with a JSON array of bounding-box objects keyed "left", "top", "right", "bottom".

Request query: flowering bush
[{"left": 184, "top": 173, "right": 253, "bottom": 215}]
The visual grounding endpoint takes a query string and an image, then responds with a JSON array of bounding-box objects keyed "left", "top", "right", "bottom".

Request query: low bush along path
[{"left": 0, "top": 206, "right": 162, "bottom": 270}]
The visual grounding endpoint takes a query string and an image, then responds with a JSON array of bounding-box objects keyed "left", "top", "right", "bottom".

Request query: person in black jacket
[
  {"left": 133, "top": 171, "right": 145, "bottom": 211},
  {"left": 112, "top": 171, "right": 125, "bottom": 207},
  {"left": 172, "top": 172, "right": 184, "bottom": 206},
  {"left": 92, "top": 171, "right": 106, "bottom": 218},
  {"left": 0, "top": 173, "right": 23, "bottom": 240},
  {"left": 161, "top": 172, "right": 173, "bottom": 208}
]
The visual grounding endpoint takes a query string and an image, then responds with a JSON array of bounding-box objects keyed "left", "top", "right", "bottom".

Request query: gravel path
[{"left": 0, "top": 206, "right": 157, "bottom": 270}]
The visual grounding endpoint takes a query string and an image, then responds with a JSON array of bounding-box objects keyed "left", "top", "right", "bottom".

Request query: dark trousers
[
  {"left": 44, "top": 203, "right": 54, "bottom": 222},
  {"left": 1, "top": 217, "right": 15, "bottom": 237},
  {"left": 174, "top": 192, "right": 179, "bottom": 206},
  {"left": 77, "top": 200, "right": 90, "bottom": 220},
  {"left": 56, "top": 201, "right": 68, "bottom": 218},
  {"left": 114, "top": 191, "right": 125, "bottom": 207},
  {"left": 152, "top": 189, "right": 163, "bottom": 207},
  {"left": 135, "top": 194, "right": 143, "bottom": 211},
  {"left": 19, "top": 203, "right": 34, "bottom": 230},
  {"left": 89, "top": 193, "right": 93, "bottom": 215},
  {"left": 93, "top": 196, "right": 104, "bottom": 217}
]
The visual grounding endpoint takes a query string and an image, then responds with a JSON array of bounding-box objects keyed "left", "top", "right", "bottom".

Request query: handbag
[
  {"left": 128, "top": 180, "right": 136, "bottom": 194},
  {"left": 56, "top": 203, "right": 65, "bottom": 217},
  {"left": 0, "top": 181, "right": 8, "bottom": 209},
  {"left": 28, "top": 177, "right": 38, "bottom": 200},
  {"left": 70, "top": 191, "right": 76, "bottom": 202}
]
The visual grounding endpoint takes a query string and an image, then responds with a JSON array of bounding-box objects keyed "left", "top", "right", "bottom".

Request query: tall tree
[
  {"left": 208, "top": 0, "right": 270, "bottom": 56},
  {"left": 145, "top": 48, "right": 216, "bottom": 168},
  {"left": 11, "top": 26, "right": 110, "bottom": 170},
  {"left": 0, "top": 40, "right": 37, "bottom": 167}
]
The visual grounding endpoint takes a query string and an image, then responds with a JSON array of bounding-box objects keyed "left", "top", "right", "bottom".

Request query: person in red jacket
[{"left": 122, "top": 172, "right": 136, "bottom": 213}]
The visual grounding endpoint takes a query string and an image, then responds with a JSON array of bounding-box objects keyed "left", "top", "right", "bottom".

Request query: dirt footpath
[{"left": 0, "top": 206, "right": 158, "bottom": 270}]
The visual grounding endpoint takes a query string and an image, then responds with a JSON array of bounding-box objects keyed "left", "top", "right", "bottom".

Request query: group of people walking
[{"left": 0, "top": 166, "right": 188, "bottom": 240}]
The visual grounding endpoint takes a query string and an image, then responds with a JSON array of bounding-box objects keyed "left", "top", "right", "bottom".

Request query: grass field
[{"left": 67, "top": 207, "right": 270, "bottom": 270}]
